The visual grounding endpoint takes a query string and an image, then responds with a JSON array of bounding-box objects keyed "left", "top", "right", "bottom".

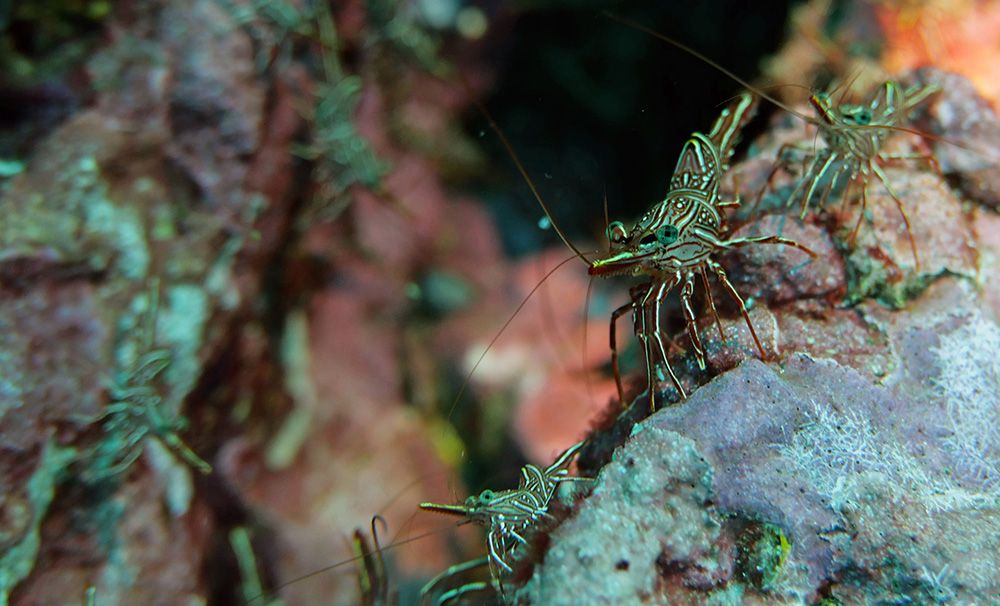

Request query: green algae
[
  {"left": 267, "top": 310, "right": 314, "bottom": 470},
  {"left": 849, "top": 270, "right": 938, "bottom": 308},
  {"left": 0, "top": 438, "right": 76, "bottom": 606},
  {"left": 840, "top": 221, "right": 975, "bottom": 310},
  {"left": 704, "top": 584, "right": 745, "bottom": 605},
  {"left": 842, "top": 245, "right": 940, "bottom": 309},
  {"left": 735, "top": 520, "right": 791, "bottom": 590},
  {"left": 1, "top": 148, "right": 150, "bottom": 281},
  {"left": 230, "top": 527, "right": 282, "bottom": 606},
  {"left": 0, "top": 160, "right": 24, "bottom": 178},
  {"left": 144, "top": 439, "right": 194, "bottom": 517},
  {"left": 78, "top": 156, "right": 150, "bottom": 281},
  {"left": 157, "top": 285, "right": 208, "bottom": 397}
]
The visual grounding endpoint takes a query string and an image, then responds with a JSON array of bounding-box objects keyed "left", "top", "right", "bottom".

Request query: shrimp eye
[
  {"left": 607, "top": 221, "right": 628, "bottom": 245},
  {"left": 841, "top": 106, "right": 872, "bottom": 125},
  {"left": 478, "top": 489, "right": 495, "bottom": 503},
  {"left": 656, "top": 225, "right": 679, "bottom": 245}
]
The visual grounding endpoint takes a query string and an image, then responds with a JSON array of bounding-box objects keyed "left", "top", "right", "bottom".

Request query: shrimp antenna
[
  {"left": 367, "top": 515, "right": 389, "bottom": 603},
  {"left": 459, "top": 75, "right": 591, "bottom": 265},
  {"left": 602, "top": 11, "right": 814, "bottom": 125},
  {"left": 604, "top": 12, "right": 1000, "bottom": 164},
  {"left": 246, "top": 470, "right": 456, "bottom": 603},
  {"left": 444, "top": 253, "right": 581, "bottom": 423},
  {"left": 247, "top": 523, "right": 464, "bottom": 603},
  {"left": 863, "top": 123, "right": 1000, "bottom": 162},
  {"left": 835, "top": 68, "right": 866, "bottom": 105},
  {"left": 602, "top": 186, "right": 612, "bottom": 253}
]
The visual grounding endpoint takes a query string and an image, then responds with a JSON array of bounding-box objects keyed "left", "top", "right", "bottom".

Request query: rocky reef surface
[{"left": 522, "top": 345, "right": 1000, "bottom": 604}]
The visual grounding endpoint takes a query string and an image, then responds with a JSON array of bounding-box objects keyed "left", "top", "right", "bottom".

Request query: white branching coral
[
  {"left": 931, "top": 310, "right": 1000, "bottom": 493},
  {"left": 776, "top": 310, "right": 1000, "bottom": 513},
  {"left": 776, "top": 401, "right": 936, "bottom": 509}
]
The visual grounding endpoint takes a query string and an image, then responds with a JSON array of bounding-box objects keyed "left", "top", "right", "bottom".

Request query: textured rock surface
[
  {"left": 517, "top": 426, "right": 718, "bottom": 606},
  {"left": 723, "top": 217, "right": 844, "bottom": 306},
  {"left": 920, "top": 68, "right": 1000, "bottom": 209},
  {"left": 523, "top": 351, "right": 1000, "bottom": 605}
]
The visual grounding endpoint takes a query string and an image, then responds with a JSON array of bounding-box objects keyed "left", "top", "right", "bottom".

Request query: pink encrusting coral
[{"left": 875, "top": 0, "right": 1000, "bottom": 111}]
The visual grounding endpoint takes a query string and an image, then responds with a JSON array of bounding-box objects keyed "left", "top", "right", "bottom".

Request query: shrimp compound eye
[
  {"left": 842, "top": 106, "right": 872, "bottom": 125},
  {"left": 655, "top": 224, "right": 679, "bottom": 245},
  {"left": 478, "top": 489, "right": 495, "bottom": 503},
  {"left": 607, "top": 221, "right": 628, "bottom": 245}
]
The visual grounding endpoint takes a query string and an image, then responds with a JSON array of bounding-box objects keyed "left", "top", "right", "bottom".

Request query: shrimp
[
  {"left": 588, "top": 93, "right": 815, "bottom": 411},
  {"left": 760, "top": 80, "right": 940, "bottom": 267},
  {"left": 419, "top": 440, "right": 589, "bottom": 604}
]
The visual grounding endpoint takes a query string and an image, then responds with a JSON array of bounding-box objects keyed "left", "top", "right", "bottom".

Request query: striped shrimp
[
  {"left": 756, "top": 80, "right": 940, "bottom": 267},
  {"left": 603, "top": 14, "right": 952, "bottom": 270},
  {"left": 419, "top": 440, "right": 589, "bottom": 605},
  {"left": 242, "top": 442, "right": 589, "bottom": 606},
  {"left": 586, "top": 92, "right": 815, "bottom": 410}
]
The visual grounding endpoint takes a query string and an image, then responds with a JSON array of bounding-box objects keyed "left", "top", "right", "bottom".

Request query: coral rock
[
  {"left": 723, "top": 215, "right": 845, "bottom": 305},
  {"left": 525, "top": 346, "right": 1000, "bottom": 604}
]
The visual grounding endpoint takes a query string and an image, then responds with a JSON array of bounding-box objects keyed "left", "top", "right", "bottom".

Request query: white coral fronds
[
  {"left": 777, "top": 401, "right": 934, "bottom": 507},
  {"left": 931, "top": 310, "right": 1000, "bottom": 493}
]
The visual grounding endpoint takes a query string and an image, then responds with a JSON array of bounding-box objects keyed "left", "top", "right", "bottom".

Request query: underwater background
[{"left": 1, "top": 0, "right": 999, "bottom": 604}]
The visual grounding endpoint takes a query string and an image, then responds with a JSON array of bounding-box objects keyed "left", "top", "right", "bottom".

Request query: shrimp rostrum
[{"left": 589, "top": 93, "right": 816, "bottom": 410}]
